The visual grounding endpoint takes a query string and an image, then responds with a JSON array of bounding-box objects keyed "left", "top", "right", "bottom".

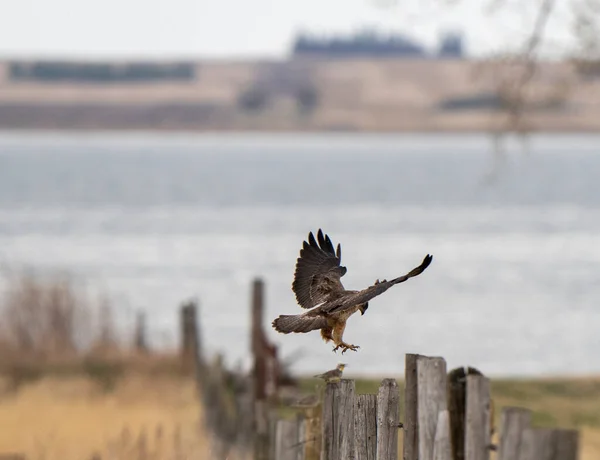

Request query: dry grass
[
  {"left": 0, "top": 270, "right": 218, "bottom": 459},
  {"left": 0, "top": 373, "right": 211, "bottom": 460},
  {"left": 0, "top": 270, "right": 121, "bottom": 365}
]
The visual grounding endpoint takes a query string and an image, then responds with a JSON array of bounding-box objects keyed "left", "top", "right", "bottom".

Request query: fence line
[{"left": 179, "top": 278, "right": 580, "bottom": 460}]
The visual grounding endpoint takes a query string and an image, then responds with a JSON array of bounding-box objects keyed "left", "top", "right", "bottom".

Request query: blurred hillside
[{"left": 0, "top": 58, "right": 599, "bottom": 132}]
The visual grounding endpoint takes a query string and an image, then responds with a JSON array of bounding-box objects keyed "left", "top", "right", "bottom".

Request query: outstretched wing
[
  {"left": 292, "top": 229, "right": 347, "bottom": 309},
  {"left": 320, "top": 254, "right": 433, "bottom": 314}
]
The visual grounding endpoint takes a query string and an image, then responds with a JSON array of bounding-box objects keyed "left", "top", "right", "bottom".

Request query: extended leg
[
  {"left": 331, "top": 321, "right": 360, "bottom": 354},
  {"left": 333, "top": 342, "right": 360, "bottom": 354}
]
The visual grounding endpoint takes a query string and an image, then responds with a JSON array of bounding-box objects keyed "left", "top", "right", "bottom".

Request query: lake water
[{"left": 1, "top": 132, "right": 600, "bottom": 377}]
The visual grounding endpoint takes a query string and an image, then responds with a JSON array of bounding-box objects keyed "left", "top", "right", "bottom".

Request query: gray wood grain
[
  {"left": 403, "top": 353, "right": 422, "bottom": 460},
  {"left": 518, "top": 428, "right": 554, "bottom": 460},
  {"left": 355, "top": 394, "right": 377, "bottom": 460},
  {"left": 465, "top": 374, "right": 491, "bottom": 460},
  {"left": 377, "top": 378, "right": 400, "bottom": 460},
  {"left": 417, "top": 356, "right": 448, "bottom": 460},
  {"left": 321, "top": 379, "right": 355, "bottom": 460},
  {"left": 296, "top": 414, "right": 307, "bottom": 460},
  {"left": 497, "top": 407, "right": 531, "bottom": 460},
  {"left": 433, "top": 410, "right": 452, "bottom": 460},
  {"left": 337, "top": 379, "right": 356, "bottom": 460},
  {"left": 276, "top": 419, "right": 301, "bottom": 460},
  {"left": 321, "top": 382, "right": 337, "bottom": 460}
]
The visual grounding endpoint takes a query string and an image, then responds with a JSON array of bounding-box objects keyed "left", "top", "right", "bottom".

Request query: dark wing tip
[
  {"left": 422, "top": 254, "right": 433, "bottom": 269},
  {"left": 308, "top": 231, "right": 317, "bottom": 248},
  {"left": 317, "top": 229, "right": 326, "bottom": 249},
  {"left": 336, "top": 243, "right": 341, "bottom": 260}
]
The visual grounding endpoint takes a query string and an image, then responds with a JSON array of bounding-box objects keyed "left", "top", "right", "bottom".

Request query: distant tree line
[
  {"left": 292, "top": 30, "right": 463, "bottom": 59},
  {"left": 9, "top": 61, "right": 196, "bottom": 83}
]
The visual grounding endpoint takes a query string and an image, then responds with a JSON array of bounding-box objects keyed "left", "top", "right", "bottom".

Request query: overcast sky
[{"left": 0, "top": 0, "right": 576, "bottom": 60}]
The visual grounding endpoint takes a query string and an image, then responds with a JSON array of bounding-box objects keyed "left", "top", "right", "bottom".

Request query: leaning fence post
[
  {"left": 376, "top": 378, "right": 400, "bottom": 460},
  {"left": 465, "top": 374, "right": 491, "bottom": 460},
  {"left": 417, "top": 356, "right": 448, "bottom": 460},
  {"left": 404, "top": 353, "right": 423, "bottom": 460},
  {"left": 321, "top": 379, "right": 356, "bottom": 460},
  {"left": 354, "top": 394, "right": 377, "bottom": 460},
  {"left": 497, "top": 407, "right": 531, "bottom": 460}
]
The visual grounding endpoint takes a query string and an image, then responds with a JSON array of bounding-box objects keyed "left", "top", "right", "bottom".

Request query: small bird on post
[{"left": 313, "top": 363, "right": 346, "bottom": 383}]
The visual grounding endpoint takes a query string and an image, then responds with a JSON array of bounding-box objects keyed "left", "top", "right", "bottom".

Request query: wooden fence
[{"left": 180, "top": 278, "right": 580, "bottom": 460}]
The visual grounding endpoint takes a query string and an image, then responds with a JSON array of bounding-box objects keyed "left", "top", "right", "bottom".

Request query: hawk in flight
[{"left": 272, "top": 229, "right": 433, "bottom": 353}]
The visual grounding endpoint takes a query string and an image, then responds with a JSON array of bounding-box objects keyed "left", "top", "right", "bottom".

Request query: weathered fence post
[
  {"left": 553, "top": 429, "right": 579, "bottom": 460},
  {"left": 252, "top": 278, "right": 267, "bottom": 400},
  {"left": 497, "top": 407, "right": 531, "bottom": 460},
  {"left": 251, "top": 278, "right": 271, "bottom": 460},
  {"left": 433, "top": 410, "right": 452, "bottom": 460},
  {"left": 447, "top": 366, "right": 484, "bottom": 460},
  {"left": 304, "top": 402, "right": 322, "bottom": 460},
  {"left": 276, "top": 416, "right": 306, "bottom": 460},
  {"left": 417, "top": 355, "right": 448, "bottom": 460},
  {"left": 321, "top": 379, "right": 356, "bottom": 460},
  {"left": 404, "top": 353, "right": 423, "bottom": 460},
  {"left": 518, "top": 428, "right": 579, "bottom": 460},
  {"left": 519, "top": 428, "right": 554, "bottom": 460},
  {"left": 465, "top": 374, "right": 491, "bottom": 460},
  {"left": 180, "top": 300, "right": 202, "bottom": 374},
  {"left": 134, "top": 310, "right": 148, "bottom": 353},
  {"left": 354, "top": 394, "right": 377, "bottom": 460},
  {"left": 377, "top": 378, "right": 400, "bottom": 460}
]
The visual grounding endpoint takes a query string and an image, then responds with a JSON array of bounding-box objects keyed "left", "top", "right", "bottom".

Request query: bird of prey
[
  {"left": 313, "top": 363, "right": 346, "bottom": 383},
  {"left": 272, "top": 229, "right": 433, "bottom": 354}
]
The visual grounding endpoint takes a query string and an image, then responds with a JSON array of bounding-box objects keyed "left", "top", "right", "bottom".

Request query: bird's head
[
  {"left": 337, "top": 363, "right": 347, "bottom": 371},
  {"left": 359, "top": 302, "right": 369, "bottom": 315}
]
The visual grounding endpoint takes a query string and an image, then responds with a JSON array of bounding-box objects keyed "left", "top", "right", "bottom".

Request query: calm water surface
[{"left": 1, "top": 132, "right": 599, "bottom": 377}]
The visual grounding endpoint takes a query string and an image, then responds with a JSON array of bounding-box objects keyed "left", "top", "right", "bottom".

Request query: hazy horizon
[{"left": 0, "top": 0, "right": 577, "bottom": 60}]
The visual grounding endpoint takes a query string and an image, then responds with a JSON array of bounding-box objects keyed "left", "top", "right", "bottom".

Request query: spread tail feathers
[{"left": 272, "top": 314, "right": 327, "bottom": 334}]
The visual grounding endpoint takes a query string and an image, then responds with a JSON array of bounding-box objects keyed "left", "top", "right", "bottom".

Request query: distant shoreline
[{"left": 0, "top": 59, "right": 599, "bottom": 133}]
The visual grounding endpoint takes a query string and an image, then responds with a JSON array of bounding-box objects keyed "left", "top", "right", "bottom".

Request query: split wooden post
[
  {"left": 465, "top": 374, "right": 491, "bottom": 460},
  {"left": 321, "top": 379, "right": 356, "bottom": 460},
  {"left": 354, "top": 394, "right": 377, "bottom": 460},
  {"left": 376, "top": 378, "right": 400, "bottom": 460},
  {"left": 447, "top": 366, "right": 484, "bottom": 460},
  {"left": 417, "top": 356, "right": 448, "bottom": 460},
  {"left": 497, "top": 407, "right": 531, "bottom": 460}
]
